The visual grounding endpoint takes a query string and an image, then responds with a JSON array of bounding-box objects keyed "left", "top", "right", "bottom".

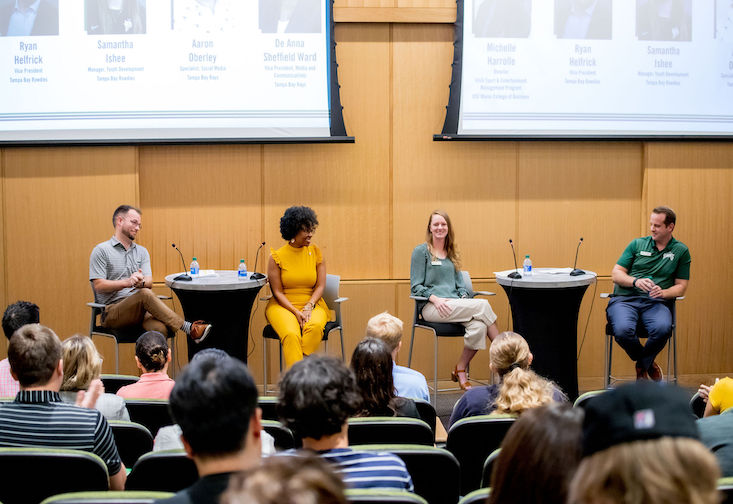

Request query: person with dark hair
[
  {"left": 0, "top": 300, "right": 39, "bottom": 396},
  {"left": 350, "top": 337, "right": 419, "bottom": 419},
  {"left": 85, "top": 0, "right": 146, "bottom": 35},
  {"left": 411, "top": 210, "right": 500, "bottom": 391},
  {"left": 157, "top": 354, "right": 262, "bottom": 504},
  {"left": 0, "top": 324, "right": 126, "bottom": 490},
  {"left": 266, "top": 206, "right": 329, "bottom": 368},
  {"left": 116, "top": 331, "right": 175, "bottom": 400},
  {"left": 489, "top": 403, "right": 583, "bottom": 504},
  {"left": 90, "top": 205, "right": 211, "bottom": 345},
  {"left": 607, "top": 205, "right": 690, "bottom": 381},
  {"left": 568, "top": 381, "right": 720, "bottom": 504},
  {"left": 221, "top": 453, "right": 347, "bottom": 504},
  {"left": 277, "top": 355, "right": 413, "bottom": 491},
  {"left": 0, "top": 0, "right": 59, "bottom": 36}
]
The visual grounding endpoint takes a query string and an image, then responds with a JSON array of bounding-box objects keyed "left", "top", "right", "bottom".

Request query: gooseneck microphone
[
  {"left": 171, "top": 243, "right": 192, "bottom": 281},
  {"left": 508, "top": 239, "right": 522, "bottom": 279},
  {"left": 250, "top": 241, "right": 266, "bottom": 280},
  {"left": 570, "top": 237, "right": 585, "bottom": 276}
]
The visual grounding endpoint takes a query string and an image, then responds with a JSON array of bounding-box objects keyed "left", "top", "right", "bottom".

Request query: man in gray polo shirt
[{"left": 90, "top": 205, "right": 211, "bottom": 342}]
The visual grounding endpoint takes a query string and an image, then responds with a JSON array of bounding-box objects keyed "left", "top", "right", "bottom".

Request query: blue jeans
[{"left": 606, "top": 296, "right": 672, "bottom": 371}]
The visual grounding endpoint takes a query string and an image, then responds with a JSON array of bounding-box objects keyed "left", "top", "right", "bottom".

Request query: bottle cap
[
  {"left": 525, "top": 255, "right": 529, "bottom": 258},
  {"left": 240, "top": 259, "right": 244, "bottom": 262},
  {"left": 193, "top": 257, "right": 197, "bottom": 260}
]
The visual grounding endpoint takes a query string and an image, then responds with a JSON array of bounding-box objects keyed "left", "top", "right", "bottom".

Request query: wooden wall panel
[
  {"left": 3, "top": 147, "right": 138, "bottom": 340},
  {"left": 392, "top": 24, "right": 517, "bottom": 280}
]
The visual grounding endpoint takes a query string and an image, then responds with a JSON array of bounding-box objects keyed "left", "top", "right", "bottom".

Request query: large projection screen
[
  {"left": 438, "top": 0, "right": 733, "bottom": 140},
  {"left": 0, "top": 0, "right": 351, "bottom": 144}
]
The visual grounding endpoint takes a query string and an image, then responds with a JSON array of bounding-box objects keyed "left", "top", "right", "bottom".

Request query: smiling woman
[{"left": 266, "top": 206, "right": 329, "bottom": 368}]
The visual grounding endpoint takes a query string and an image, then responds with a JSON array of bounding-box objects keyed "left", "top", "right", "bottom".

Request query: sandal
[{"left": 451, "top": 366, "right": 472, "bottom": 391}]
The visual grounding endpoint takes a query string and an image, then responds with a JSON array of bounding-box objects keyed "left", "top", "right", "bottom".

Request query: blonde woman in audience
[
  {"left": 449, "top": 331, "right": 564, "bottom": 427},
  {"left": 117, "top": 330, "right": 175, "bottom": 400},
  {"left": 60, "top": 334, "right": 130, "bottom": 421},
  {"left": 221, "top": 453, "right": 347, "bottom": 504}
]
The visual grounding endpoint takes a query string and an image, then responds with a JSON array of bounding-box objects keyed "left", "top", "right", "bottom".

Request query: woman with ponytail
[
  {"left": 117, "top": 330, "right": 175, "bottom": 400},
  {"left": 449, "top": 331, "right": 565, "bottom": 426}
]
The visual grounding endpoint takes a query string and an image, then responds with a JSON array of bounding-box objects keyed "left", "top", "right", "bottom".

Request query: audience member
[
  {"left": 698, "top": 377, "right": 733, "bottom": 477},
  {"left": 0, "top": 300, "right": 39, "bottom": 396},
  {"left": 449, "top": 332, "right": 564, "bottom": 427},
  {"left": 365, "top": 312, "right": 429, "bottom": 402},
  {"left": 60, "top": 334, "right": 130, "bottom": 420},
  {"left": 350, "top": 337, "right": 420, "bottom": 419},
  {"left": 489, "top": 403, "right": 583, "bottom": 504},
  {"left": 0, "top": 324, "right": 125, "bottom": 489},
  {"left": 277, "top": 355, "right": 413, "bottom": 491},
  {"left": 221, "top": 453, "right": 347, "bottom": 504},
  {"left": 156, "top": 353, "right": 262, "bottom": 504},
  {"left": 117, "top": 330, "right": 175, "bottom": 400},
  {"left": 568, "top": 381, "right": 720, "bottom": 504},
  {"left": 699, "top": 376, "right": 733, "bottom": 417}
]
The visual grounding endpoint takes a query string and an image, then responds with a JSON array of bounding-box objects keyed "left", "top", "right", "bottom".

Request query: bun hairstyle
[
  {"left": 490, "top": 331, "right": 559, "bottom": 415},
  {"left": 135, "top": 331, "right": 169, "bottom": 372}
]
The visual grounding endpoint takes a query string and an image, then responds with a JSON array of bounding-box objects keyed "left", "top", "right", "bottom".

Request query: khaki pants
[
  {"left": 422, "top": 298, "right": 497, "bottom": 350},
  {"left": 103, "top": 288, "right": 183, "bottom": 335}
]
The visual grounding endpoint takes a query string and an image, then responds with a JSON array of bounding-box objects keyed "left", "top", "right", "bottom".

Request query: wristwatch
[{"left": 632, "top": 278, "right": 639, "bottom": 288}]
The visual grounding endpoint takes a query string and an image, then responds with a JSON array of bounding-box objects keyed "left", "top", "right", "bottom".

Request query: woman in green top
[{"left": 410, "top": 210, "right": 500, "bottom": 391}]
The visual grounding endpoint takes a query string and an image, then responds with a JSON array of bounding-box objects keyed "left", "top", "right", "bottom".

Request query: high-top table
[
  {"left": 165, "top": 271, "right": 267, "bottom": 363},
  {"left": 494, "top": 268, "right": 597, "bottom": 400}
]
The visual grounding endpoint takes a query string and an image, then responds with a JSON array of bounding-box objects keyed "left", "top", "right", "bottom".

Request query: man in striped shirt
[
  {"left": 0, "top": 324, "right": 125, "bottom": 489},
  {"left": 278, "top": 355, "right": 414, "bottom": 492}
]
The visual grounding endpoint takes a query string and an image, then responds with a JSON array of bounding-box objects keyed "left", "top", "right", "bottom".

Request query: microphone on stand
[
  {"left": 570, "top": 237, "right": 585, "bottom": 276},
  {"left": 508, "top": 239, "right": 522, "bottom": 279},
  {"left": 250, "top": 241, "right": 266, "bottom": 280},
  {"left": 171, "top": 243, "right": 192, "bottom": 281}
]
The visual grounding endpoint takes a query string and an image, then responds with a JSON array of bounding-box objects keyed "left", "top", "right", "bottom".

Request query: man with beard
[{"left": 90, "top": 205, "right": 211, "bottom": 343}]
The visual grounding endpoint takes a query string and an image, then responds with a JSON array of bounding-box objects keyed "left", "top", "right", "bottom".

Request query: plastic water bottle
[
  {"left": 238, "top": 259, "right": 247, "bottom": 279},
  {"left": 523, "top": 255, "right": 532, "bottom": 276},
  {"left": 189, "top": 257, "right": 199, "bottom": 275}
]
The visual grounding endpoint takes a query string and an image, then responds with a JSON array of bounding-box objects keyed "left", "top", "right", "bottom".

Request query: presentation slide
[
  {"left": 0, "top": 0, "right": 347, "bottom": 143},
  {"left": 444, "top": 0, "right": 733, "bottom": 138}
]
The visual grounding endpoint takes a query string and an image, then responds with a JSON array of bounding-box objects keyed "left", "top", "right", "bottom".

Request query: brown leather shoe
[
  {"left": 190, "top": 320, "right": 212, "bottom": 344},
  {"left": 648, "top": 361, "right": 663, "bottom": 382},
  {"left": 635, "top": 364, "right": 648, "bottom": 381}
]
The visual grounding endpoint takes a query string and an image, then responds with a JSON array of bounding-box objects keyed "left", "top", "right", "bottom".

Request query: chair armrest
[
  {"left": 676, "top": 296, "right": 685, "bottom": 301},
  {"left": 600, "top": 293, "right": 611, "bottom": 298},
  {"left": 333, "top": 297, "right": 349, "bottom": 304},
  {"left": 409, "top": 295, "right": 428, "bottom": 301},
  {"left": 473, "top": 290, "right": 496, "bottom": 297},
  {"left": 87, "top": 302, "right": 105, "bottom": 309},
  {"left": 157, "top": 295, "right": 172, "bottom": 300}
]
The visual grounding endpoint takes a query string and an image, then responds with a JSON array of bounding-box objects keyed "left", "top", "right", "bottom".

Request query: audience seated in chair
[
  {"left": 277, "top": 354, "right": 414, "bottom": 492},
  {"left": 365, "top": 312, "right": 429, "bottom": 403},
  {"left": 0, "top": 300, "right": 39, "bottom": 397},
  {"left": 155, "top": 352, "right": 262, "bottom": 504},
  {"left": 0, "top": 324, "right": 126, "bottom": 490},
  {"left": 117, "top": 331, "right": 175, "bottom": 400},
  {"left": 350, "top": 337, "right": 420, "bottom": 419},
  {"left": 488, "top": 403, "right": 583, "bottom": 504},
  {"left": 697, "top": 377, "right": 733, "bottom": 477},
  {"left": 221, "top": 452, "right": 347, "bottom": 504},
  {"left": 60, "top": 334, "right": 130, "bottom": 421},
  {"left": 568, "top": 381, "right": 720, "bottom": 504},
  {"left": 449, "top": 332, "right": 565, "bottom": 427}
]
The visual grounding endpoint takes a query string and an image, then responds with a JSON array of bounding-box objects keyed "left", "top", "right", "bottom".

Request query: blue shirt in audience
[{"left": 393, "top": 364, "right": 430, "bottom": 403}]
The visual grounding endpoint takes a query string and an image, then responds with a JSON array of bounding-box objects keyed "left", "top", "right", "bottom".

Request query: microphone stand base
[
  {"left": 250, "top": 272, "right": 266, "bottom": 280},
  {"left": 174, "top": 274, "right": 193, "bottom": 281},
  {"left": 570, "top": 269, "right": 585, "bottom": 276},
  {"left": 507, "top": 271, "right": 522, "bottom": 279}
]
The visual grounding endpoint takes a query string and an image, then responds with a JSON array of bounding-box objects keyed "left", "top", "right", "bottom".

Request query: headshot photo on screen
[
  {"left": 554, "top": 0, "right": 612, "bottom": 40},
  {"left": 85, "top": 0, "right": 146, "bottom": 35},
  {"left": 171, "top": 0, "right": 240, "bottom": 34},
  {"left": 716, "top": 0, "right": 733, "bottom": 42},
  {"left": 0, "top": 0, "right": 58, "bottom": 36},
  {"left": 473, "top": 0, "right": 532, "bottom": 38},
  {"left": 636, "top": 0, "right": 691, "bottom": 41},
  {"left": 259, "top": 0, "right": 322, "bottom": 34}
]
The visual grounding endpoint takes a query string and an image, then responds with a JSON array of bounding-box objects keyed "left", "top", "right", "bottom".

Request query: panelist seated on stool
[{"left": 606, "top": 205, "right": 690, "bottom": 381}]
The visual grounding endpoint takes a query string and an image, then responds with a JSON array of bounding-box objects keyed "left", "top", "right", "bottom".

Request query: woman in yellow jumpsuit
[{"left": 266, "top": 206, "right": 329, "bottom": 367}]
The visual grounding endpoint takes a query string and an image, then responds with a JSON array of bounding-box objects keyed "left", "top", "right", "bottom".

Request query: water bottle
[
  {"left": 238, "top": 259, "right": 247, "bottom": 279},
  {"left": 189, "top": 257, "right": 199, "bottom": 275},
  {"left": 523, "top": 254, "right": 532, "bottom": 276}
]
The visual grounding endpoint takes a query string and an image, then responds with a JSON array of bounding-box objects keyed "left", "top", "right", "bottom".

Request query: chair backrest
[
  {"left": 262, "top": 419, "right": 298, "bottom": 450},
  {"left": 719, "top": 477, "right": 733, "bottom": 504},
  {"left": 40, "top": 491, "right": 175, "bottom": 504},
  {"left": 101, "top": 375, "right": 140, "bottom": 394},
  {"left": 0, "top": 447, "right": 109, "bottom": 504},
  {"left": 345, "top": 489, "right": 428, "bottom": 504},
  {"left": 480, "top": 448, "right": 501, "bottom": 488},
  {"left": 413, "top": 400, "right": 437, "bottom": 440},
  {"left": 690, "top": 391, "right": 706, "bottom": 419},
  {"left": 460, "top": 271, "right": 475, "bottom": 296},
  {"left": 457, "top": 488, "right": 491, "bottom": 504},
  {"left": 108, "top": 421, "right": 154, "bottom": 468},
  {"left": 258, "top": 396, "right": 279, "bottom": 421},
  {"left": 348, "top": 417, "right": 434, "bottom": 446},
  {"left": 446, "top": 414, "right": 516, "bottom": 495},
  {"left": 573, "top": 389, "right": 607, "bottom": 409},
  {"left": 125, "top": 450, "right": 198, "bottom": 492},
  {"left": 125, "top": 400, "right": 173, "bottom": 438},
  {"left": 323, "top": 274, "right": 342, "bottom": 324},
  {"left": 351, "top": 444, "right": 460, "bottom": 504}
]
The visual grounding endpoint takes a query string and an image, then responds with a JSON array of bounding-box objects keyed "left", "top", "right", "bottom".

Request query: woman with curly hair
[
  {"left": 266, "top": 206, "right": 329, "bottom": 367},
  {"left": 449, "top": 331, "right": 565, "bottom": 426},
  {"left": 116, "top": 330, "right": 175, "bottom": 400}
]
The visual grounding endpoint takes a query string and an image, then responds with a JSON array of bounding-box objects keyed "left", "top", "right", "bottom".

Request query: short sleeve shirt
[
  {"left": 613, "top": 236, "right": 691, "bottom": 296},
  {"left": 89, "top": 236, "right": 152, "bottom": 305},
  {"left": 709, "top": 377, "right": 733, "bottom": 414}
]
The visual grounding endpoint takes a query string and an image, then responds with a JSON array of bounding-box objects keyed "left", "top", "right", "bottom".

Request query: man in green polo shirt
[{"left": 607, "top": 206, "right": 690, "bottom": 381}]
